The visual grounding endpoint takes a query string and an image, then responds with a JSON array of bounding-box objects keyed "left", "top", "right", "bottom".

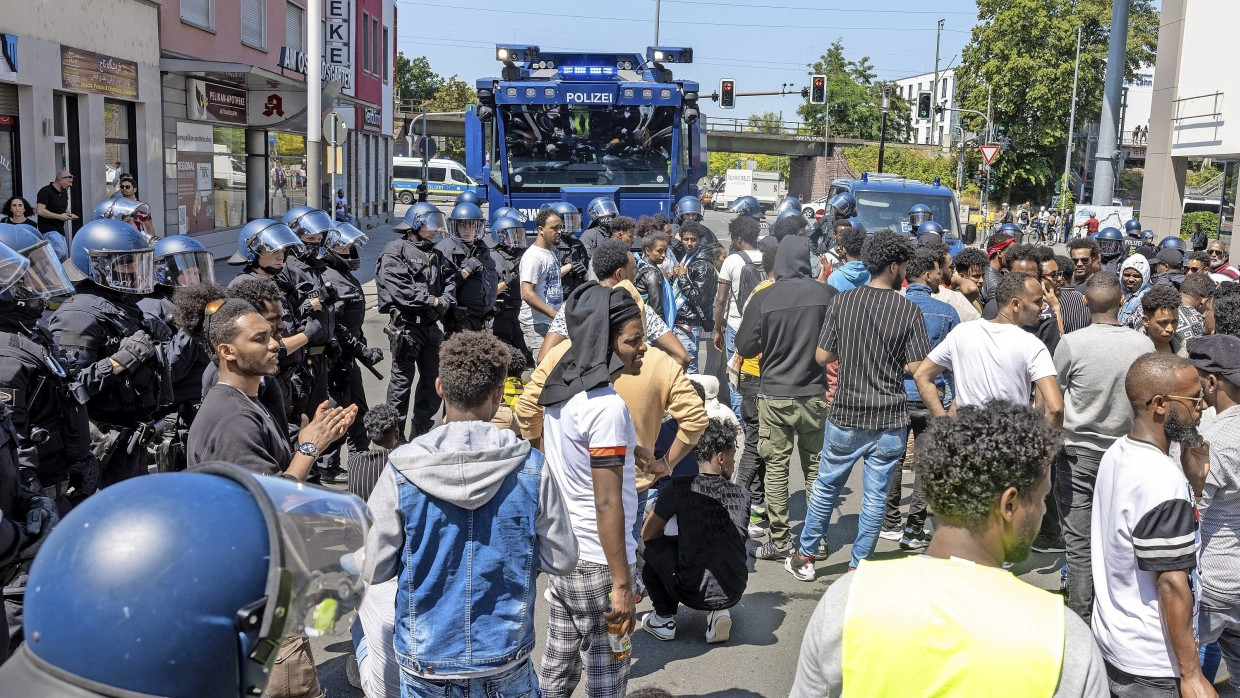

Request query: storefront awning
[{"left": 161, "top": 58, "right": 345, "bottom": 132}]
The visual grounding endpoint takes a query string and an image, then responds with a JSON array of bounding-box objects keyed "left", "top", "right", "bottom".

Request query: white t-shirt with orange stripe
[{"left": 543, "top": 386, "right": 639, "bottom": 566}]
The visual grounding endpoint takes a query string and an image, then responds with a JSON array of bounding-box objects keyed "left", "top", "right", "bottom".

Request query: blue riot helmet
[
  {"left": 1095, "top": 227, "right": 1126, "bottom": 259},
  {"left": 447, "top": 201, "right": 486, "bottom": 242},
  {"left": 455, "top": 191, "right": 481, "bottom": 206},
  {"left": 492, "top": 216, "right": 527, "bottom": 249},
  {"left": 0, "top": 223, "right": 74, "bottom": 305},
  {"left": 12, "top": 463, "right": 368, "bottom": 698},
  {"left": 282, "top": 205, "right": 336, "bottom": 248},
  {"left": 1124, "top": 218, "right": 1142, "bottom": 235},
  {"left": 845, "top": 217, "right": 868, "bottom": 236},
  {"left": 323, "top": 222, "right": 370, "bottom": 271},
  {"left": 153, "top": 235, "right": 215, "bottom": 287},
  {"left": 674, "top": 195, "right": 703, "bottom": 224},
  {"left": 492, "top": 206, "right": 528, "bottom": 224},
  {"left": 828, "top": 192, "right": 856, "bottom": 218},
  {"left": 774, "top": 196, "right": 803, "bottom": 216},
  {"left": 229, "top": 218, "right": 304, "bottom": 267},
  {"left": 997, "top": 222, "right": 1022, "bottom": 237},
  {"left": 400, "top": 201, "right": 448, "bottom": 237},
  {"left": 1142, "top": 229, "right": 1156, "bottom": 242},
  {"left": 729, "top": 195, "right": 762, "bottom": 220},
  {"left": 1158, "top": 235, "right": 1186, "bottom": 252},
  {"left": 0, "top": 238, "right": 30, "bottom": 296},
  {"left": 14, "top": 221, "right": 66, "bottom": 261},
  {"left": 67, "top": 218, "right": 155, "bottom": 294},
  {"left": 549, "top": 201, "right": 582, "bottom": 235},
  {"left": 585, "top": 197, "right": 620, "bottom": 228},
  {"left": 915, "top": 220, "right": 944, "bottom": 239},
  {"left": 908, "top": 204, "right": 934, "bottom": 229}
]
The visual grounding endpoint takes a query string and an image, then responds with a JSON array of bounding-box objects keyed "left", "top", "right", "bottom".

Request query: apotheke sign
[{"left": 278, "top": 47, "right": 351, "bottom": 88}]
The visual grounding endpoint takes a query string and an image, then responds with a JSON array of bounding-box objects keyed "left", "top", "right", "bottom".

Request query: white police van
[{"left": 392, "top": 157, "right": 482, "bottom": 204}]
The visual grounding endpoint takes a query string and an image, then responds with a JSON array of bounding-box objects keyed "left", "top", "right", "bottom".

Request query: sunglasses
[
  {"left": 1147, "top": 391, "right": 1206, "bottom": 408},
  {"left": 1209, "top": 249, "right": 1227, "bottom": 256}
]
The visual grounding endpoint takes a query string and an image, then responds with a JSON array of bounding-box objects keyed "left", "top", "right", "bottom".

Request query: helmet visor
[
  {"left": 89, "top": 248, "right": 155, "bottom": 294},
  {"left": 909, "top": 211, "right": 933, "bottom": 226},
  {"left": 18, "top": 240, "right": 74, "bottom": 298},
  {"left": 253, "top": 224, "right": 306, "bottom": 258},
  {"left": 295, "top": 210, "right": 337, "bottom": 238},
  {"left": 556, "top": 211, "right": 581, "bottom": 234},
  {"left": 417, "top": 210, "right": 447, "bottom": 233},
  {"left": 158, "top": 251, "right": 216, "bottom": 287},
  {"left": 253, "top": 476, "right": 370, "bottom": 639},
  {"left": 0, "top": 243, "right": 31, "bottom": 295},
  {"left": 329, "top": 222, "right": 370, "bottom": 250},
  {"left": 494, "top": 224, "right": 527, "bottom": 248},
  {"left": 1098, "top": 238, "right": 1125, "bottom": 257},
  {"left": 449, "top": 218, "right": 485, "bottom": 242}
]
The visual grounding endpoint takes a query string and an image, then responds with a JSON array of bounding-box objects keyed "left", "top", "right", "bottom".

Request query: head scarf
[
  {"left": 1117, "top": 253, "right": 1152, "bottom": 325},
  {"left": 987, "top": 236, "right": 1016, "bottom": 260},
  {"left": 539, "top": 282, "right": 641, "bottom": 408}
]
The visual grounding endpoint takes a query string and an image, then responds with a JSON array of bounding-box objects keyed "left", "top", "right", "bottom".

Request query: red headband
[{"left": 987, "top": 237, "right": 1016, "bottom": 259}]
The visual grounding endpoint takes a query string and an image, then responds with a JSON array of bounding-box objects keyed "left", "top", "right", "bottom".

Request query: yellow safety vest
[{"left": 842, "top": 556, "right": 1065, "bottom": 697}]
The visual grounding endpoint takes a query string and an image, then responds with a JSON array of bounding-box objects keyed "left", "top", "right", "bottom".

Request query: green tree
[
  {"left": 796, "top": 39, "right": 910, "bottom": 141},
  {"left": 420, "top": 75, "right": 476, "bottom": 162},
  {"left": 955, "top": 0, "right": 1158, "bottom": 202},
  {"left": 394, "top": 53, "right": 443, "bottom": 106}
]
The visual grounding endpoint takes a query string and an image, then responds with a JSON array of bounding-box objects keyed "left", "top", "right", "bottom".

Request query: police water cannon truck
[{"left": 466, "top": 45, "right": 707, "bottom": 229}]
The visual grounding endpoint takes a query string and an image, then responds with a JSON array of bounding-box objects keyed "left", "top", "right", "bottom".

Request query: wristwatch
[{"left": 296, "top": 442, "right": 320, "bottom": 458}]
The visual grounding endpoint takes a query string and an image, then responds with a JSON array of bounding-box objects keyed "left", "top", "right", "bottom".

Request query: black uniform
[
  {"left": 0, "top": 312, "right": 92, "bottom": 501},
  {"left": 376, "top": 235, "right": 454, "bottom": 437},
  {"left": 50, "top": 284, "right": 174, "bottom": 485},
  {"left": 281, "top": 253, "right": 336, "bottom": 417},
  {"left": 321, "top": 251, "right": 376, "bottom": 465},
  {"left": 557, "top": 235, "right": 590, "bottom": 297},
  {"left": 435, "top": 235, "right": 497, "bottom": 336},
  {"left": 490, "top": 243, "right": 530, "bottom": 363},
  {"left": 138, "top": 291, "right": 211, "bottom": 473}
]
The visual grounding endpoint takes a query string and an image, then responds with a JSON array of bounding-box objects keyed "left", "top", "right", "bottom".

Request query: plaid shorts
[{"left": 538, "top": 561, "right": 633, "bottom": 698}]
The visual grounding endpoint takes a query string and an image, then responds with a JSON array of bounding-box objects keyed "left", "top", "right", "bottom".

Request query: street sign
[
  {"left": 410, "top": 135, "right": 437, "bottom": 161},
  {"left": 323, "top": 110, "right": 348, "bottom": 146},
  {"left": 979, "top": 143, "right": 1000, "bottom": 165}
]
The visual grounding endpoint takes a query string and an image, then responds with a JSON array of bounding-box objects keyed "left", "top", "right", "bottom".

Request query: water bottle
[{"left": 606, "top": 593, "right": 631, "bottom": 660}]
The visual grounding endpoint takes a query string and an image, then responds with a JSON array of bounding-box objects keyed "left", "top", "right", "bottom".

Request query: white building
[{"left": 893, "top": 68, "right": 957, "bottom": 146}]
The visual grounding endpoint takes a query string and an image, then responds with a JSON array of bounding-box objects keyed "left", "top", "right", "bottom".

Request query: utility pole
[
  {"left": 955, "top": 126, "right": 965, "bottom": 192},
  {"left": 1092, "top": 0, "right": 1130, "bottom": 205},
  {"left": 932, "top": 18, "right": 944, "bottom": 145},
  {"left": 306, "top": 0, "right": 322, "bottom": 207},
  {"left": 877, "top": 84, "right": 891, "bottom": 172},
  {"left": 1063, "top": 26, "right": 1082, "bottom": 205},
  {"left": 653, "top": 0, "right": 661, "bottom": 44}
]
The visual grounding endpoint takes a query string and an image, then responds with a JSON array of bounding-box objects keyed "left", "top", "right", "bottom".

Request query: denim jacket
[
  {"left": 362, "top": 421, "right": 577, "bottom": 678},
  {"left": 904, "top": 284, "right": 959, "bottom": 405}
]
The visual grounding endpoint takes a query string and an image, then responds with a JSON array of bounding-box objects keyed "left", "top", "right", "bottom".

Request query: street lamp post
[
  {"left": 877, "top": 84, "right": 891, "bottom": 173},
  {"left": 1062, "top": 26, "right": 1082, "bottom": 205}
]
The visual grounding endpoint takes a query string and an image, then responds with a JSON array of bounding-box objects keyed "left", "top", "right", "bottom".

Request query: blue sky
[{"left": 394, "top": 0, "right": 981, "bottom": 120}]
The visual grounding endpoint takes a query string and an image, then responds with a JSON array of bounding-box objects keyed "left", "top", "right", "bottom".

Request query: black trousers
[
  {"left": 492, "top": 309, "right": 531, "bottom": 365},
  {"left": 442, "top": 313, "right": 486, "bottom": 340},
  {"left": 735, "top": 374, "right": 766, "bottom": 511},
  {"left": 642, "top": 537, "right": 737, "bottom": 617},
  {"left": 325, "top": 360, "right": 370, "bottom": 468},
  {"left": 884, "top": 403, "right": 930, "bottom": 531},
  {"left": 386, "top": 324, "right": 443, "bottom": 437}
]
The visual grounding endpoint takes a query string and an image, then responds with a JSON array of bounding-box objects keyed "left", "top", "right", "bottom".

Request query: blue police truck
[{"left": 465, "top": 45, "right": 707, "bottom": 227}]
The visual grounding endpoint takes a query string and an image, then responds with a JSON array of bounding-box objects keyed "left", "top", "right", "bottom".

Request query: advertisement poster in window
[{"left": 176, "top": 122, "right": 215, "bottom": 234}]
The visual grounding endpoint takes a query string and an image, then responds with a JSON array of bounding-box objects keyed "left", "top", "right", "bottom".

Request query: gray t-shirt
[
  {"left": 790, "top": 562, "right": 1108, "bottom": 698},
  {"left": 1054, "top": 324, "right": 1155, "bottom": 453},
  {"left": 1200, "top": 404, "right": 1240, "bottom": 605}
]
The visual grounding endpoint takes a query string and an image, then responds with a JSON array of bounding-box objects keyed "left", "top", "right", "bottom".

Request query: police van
[
  {"left": 823, "top": 173, "right": 968, "bottom": 253},
  {"left": 392, "top": 157, "right": 482, "bottom": 204}
]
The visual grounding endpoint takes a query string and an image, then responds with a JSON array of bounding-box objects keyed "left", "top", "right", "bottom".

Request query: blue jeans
[
  {"left": 672, "top": 324, "right": 701, "bottom": 374},
  {"left": 725, "top": 326, "right": 742, "bottom": 422},
  {"left": 633, "top": 487, "right": 658, "bottom": 543},
  {"left": 800, "top": 418, "right": 908, "bottom": 568},
  {"left": 400, "top": 657, "right": 542, "bottom": 698}
]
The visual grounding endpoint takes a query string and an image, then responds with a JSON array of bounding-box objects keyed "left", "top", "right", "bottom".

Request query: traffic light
[
  {"left": 917, "top": 92, "right": 931, "bottom": 119},
  {"left": 810, "top": 75, "right": 826, "bottom": 105},
  {"left": 720, "top": 79, "right": 735, "bottom": 109}
]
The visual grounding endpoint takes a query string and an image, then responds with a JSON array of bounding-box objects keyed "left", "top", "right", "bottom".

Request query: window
[
  {"left": 427, "top": 167, "right": 446, "bottom": 182},
  {"left": 941, "top": 78, "right": 948, "bottom": 99},
  {"left": 242, "top": 0, "right": 266, "bottom": 49},
  {"left": 104, "top": 100, "right": 136, "bottom": 199},
  {"left": 361, "top": 12, "right": 370, "bottom": 73},
  {"left": 372, "top": 18, "right": 381, "bottom": 77},
  {"left": 181, "top": 0, "right": 214, "bottom": 30},
  {"left": 383, "top": 26, "right": 389, "bottom": 81},
  {"left": 286, "top": 3, "right": 305, "bottom": 53}
]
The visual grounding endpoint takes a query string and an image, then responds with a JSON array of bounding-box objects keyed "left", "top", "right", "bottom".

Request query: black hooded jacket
[{"left": 735, "top": 237, "right": 837, "bottom": 398}]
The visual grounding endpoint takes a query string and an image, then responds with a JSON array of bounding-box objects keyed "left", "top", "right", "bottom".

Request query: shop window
[
  {"left": 242, "top": 0, "right": 266, "bottom": 50},
  {"left": 182, "top": 0, "right": 214, "bottom": 31},
  {"left": 286, "top": 3, "right": 305, "bottom": 53},
  {"left": 104, "top": 100, "right": 136, "bottom": 199},
  {"left": 0, "top": 116, "right": 18, "bottom": 204},
  {"left": 267, "top": 131, "right": 307, "bottom": 219}
]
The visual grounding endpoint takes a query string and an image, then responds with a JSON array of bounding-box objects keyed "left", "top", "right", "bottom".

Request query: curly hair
[
  {"left": 860, "top": 230, "right": 915, "bottom": 275},
  {"left": 507, "top": 343, "right": 527, "bottom": 378},
  {"left": 986, "top": 232, "right": 1012, "bottom": 249},
  {"left": 1219, "top": 281, "right": 1240, "bottom": 299},
  {"left": 678, "top": 221, "right": 707, "bottom": 242},
  {"left": 1054, "top": 254, "right": 1073, "bottom": 274},
  {"left": 226, "top": 277, "right": 284, "bottom": 317},
  {"left": 1067, "top": 236, "right": 1100, "bottom": 258},
  {"left": 1141, "top": 284, "right": 1181, "bottom": 315},
  {"left": 1, "top": 196, "right": 33, "bottom": 219},
  {"left": 1180, "top": 274, "right": 1217, "bottom": 302},
  {"left": 363, "top": 403, "right": 403, "bottom": 444},
  {"left": 641, "top": 230, "right": 670, "bottom": 253},
  {"left": 953, "top": 247, "right": 987, "bottom": 273},
  {"left": 535, "top": 207, "right": 561, "bottom": 230},
  {"left": 917, "top": 401, "right": 1058, "bottom": 533},
  {"left": 1188, "top": 251, "right": 1212, "bottom": 268},
  {"left": 1004, "top": 243, "right": 1040, "bottom": 269},
  {"left": 840, "top": 226, "right": 867, "bottom": 258},
  {"left": 728, "top": 215, "right": 760, "bottom": 247},
  {"left": 771, "top": 214, "right": 808, "bottom": 241},
  {"left": 171, "top": 282, "right": 226, "bottom": 341},
  {"left": 692, "top": 417, "right": 741, "bottom": 463},
  {"left": 438, "top": 330, "right": 510, "bottom": 409},
  {"left": 904, "top": 249, "right": 940, "bottom": 283},
  {"left": 592, "top": 238, "right": 632, "bottom": 280},
  {"left": 605, "top": 215, "right": 637, "bottom": 237},
  {"left": 1215, "top": 294, "right": 1240, "bottom": 337}
]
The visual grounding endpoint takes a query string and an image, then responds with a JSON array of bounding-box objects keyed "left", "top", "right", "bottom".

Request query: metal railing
[
  {"left": 704, "top": 117, "right": 812, "bottom": 136},
  {"left": 1188, "top": 171, "right": 1226, "bottom": 198}
]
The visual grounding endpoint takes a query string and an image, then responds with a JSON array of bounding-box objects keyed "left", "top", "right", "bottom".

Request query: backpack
[{"left": 731, "top": 251, "right": 765, "bottom": 315}]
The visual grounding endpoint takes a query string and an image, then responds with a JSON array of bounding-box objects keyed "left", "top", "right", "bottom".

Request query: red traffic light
[
  {"left": 722, "top": 82, "right": 733, "bottom": 92},
  {"left": 720, "top": 79, "right": 735, "bottom": 109},
  {"left": 814, "top": 77, "right": 823, "bottom": 87}
]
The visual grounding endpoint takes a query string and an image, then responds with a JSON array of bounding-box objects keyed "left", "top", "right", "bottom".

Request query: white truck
[{"left": 712, "top": 168, "right": 783, "bottom": 210}]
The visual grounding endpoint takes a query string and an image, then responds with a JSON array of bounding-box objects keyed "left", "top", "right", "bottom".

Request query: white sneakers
[
  {"left": 641, "top": 612, "right": 676, "bottom": 641},
  {"left": 640, "top": 609, "right": 733, "bottom": 644}
]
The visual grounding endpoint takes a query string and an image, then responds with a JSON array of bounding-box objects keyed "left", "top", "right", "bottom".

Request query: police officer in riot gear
[
  {"left": 280, "top": 206, "right": 338, "bottom": 421},
  {"left": 139, "top": 235, "right": 216, "bottom": 473},
  {"left": 550, "top": 201, "right": 590, "bottom": 295},
  {"left": 580, "top": 196, "right": 620, "bottom": 263},
  {"left": 1094, "top": 226, "right": 1127, "bottom": 274},
  {"left": 320, "top": 222, "right": 382, "bottom": 476},
  {"left": 908, "top": 203, "right": 933, "bottom": 237},
  {"left": 1136, "top": 230, "right": 1158, "bottom": 261},
  {"left": 377, "top": 203, "right": 454, "bottom": 437},
  {"left": 437, "top": 201, "right": 497, "bottom": 337},
  {"left": 455, "top": 191, "right": 481, "bottom": 207},
  {"left": 489, "top": 215, "right": 531, "bottom": 363},
  {"left": 50, "top": 218, "right": 174, "bottom": 486},
  {"left": 93, "top": 197, "right": 156, "bottom": 243}
]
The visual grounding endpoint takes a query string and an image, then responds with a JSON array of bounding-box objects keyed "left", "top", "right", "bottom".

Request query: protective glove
[
  {"left": 301, "top": 317, "right": 330, "bottom": 345},
  {"left": 362, "top": 346, "right": 384, "bottom": 365},
  {"left": 571, "top": 261, "right": 588, "bottom": 278},
  {"left": 22, "top": 492, "right": 59, "bottom": 536},
  {"left": 111, "top": 330, "right": 154, "bottom": 370},
  {"left": 70, "top": 454, "right": 101, "bottom": 497},
  {"left": 462, "top": 258, "right": 484, "bottom": 276}
]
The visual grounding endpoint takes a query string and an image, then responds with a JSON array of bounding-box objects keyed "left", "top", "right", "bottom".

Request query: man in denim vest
[{"left": 362, "top": 330, "right": 577, "bottom": 697}]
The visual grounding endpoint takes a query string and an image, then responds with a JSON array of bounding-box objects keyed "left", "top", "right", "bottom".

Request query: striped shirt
[
  {"left": 819, "top": 285, "right": 931, "bottom": 430},
  {"left": 1056, "top": 287, "right": 1091, "bottom": 334},
  {"left": 348, "top": 448, "right": 394, "bottom": 502}
]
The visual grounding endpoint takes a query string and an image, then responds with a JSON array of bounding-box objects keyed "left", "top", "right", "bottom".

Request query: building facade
[
  {"left": 1141, "top": 0, "right": 1236, "bottom": 261},
  {"left": 158, "top": 0, "right": 394, "bottom": 256},
  {"left": 0, "top": 0, "right": 163, "bottom": 238},
  {"left": 893, "top": 69, "right": 957, "bottom": 147}
]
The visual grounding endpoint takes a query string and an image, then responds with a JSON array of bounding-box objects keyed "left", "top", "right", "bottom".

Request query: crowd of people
[{"left": 0, "top": 181, "right": 1236, "bottom": 697}]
